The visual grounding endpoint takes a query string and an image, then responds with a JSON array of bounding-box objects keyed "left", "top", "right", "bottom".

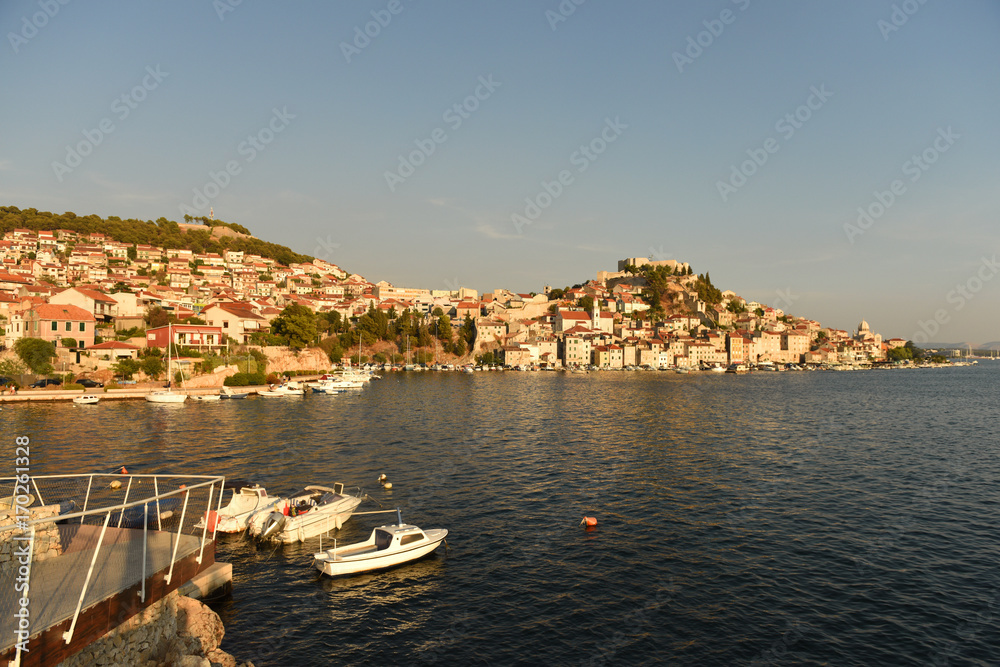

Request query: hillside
[{"left": 0, "top": 206, "right": 313, "bottom": 266}]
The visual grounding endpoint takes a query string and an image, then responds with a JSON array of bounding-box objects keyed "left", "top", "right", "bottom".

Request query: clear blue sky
[{"left": 2, "top": 0, "right": 999, "bottom": 343}]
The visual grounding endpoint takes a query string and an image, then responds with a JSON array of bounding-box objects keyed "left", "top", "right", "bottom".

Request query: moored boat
[
  {"left": 220, "top": 386, "right": 249, "bottom": 399},
  {"left": 313, "top": 511, "right": 448, "bottom": 577},
  {"left": 203, "top": 483, "right": 283, "bottom": 533},
  {"left": 73, "top": 394, "right": 100, "bottom": 405},
  {"left": 248, "top": 483, "right": 364, "bottom": 543},
  {"left": 258, "top": 381, "right": 305, "bottom": 397}
]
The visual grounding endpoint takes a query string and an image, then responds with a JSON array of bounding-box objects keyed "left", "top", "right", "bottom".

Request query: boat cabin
[{"left": 374, "top": 524, "right": 427, "bottom": 551}]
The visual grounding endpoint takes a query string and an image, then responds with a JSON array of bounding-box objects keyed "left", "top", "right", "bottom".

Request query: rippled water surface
[{"left": 3, "top": 365, "right": 999, "bottom": 665}]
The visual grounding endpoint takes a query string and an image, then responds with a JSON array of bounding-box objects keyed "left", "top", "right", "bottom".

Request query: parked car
[
  {"left": 75, "top": 378, "right": 104, "bottom": 388},
  {"left": 0, "top": 376, "right": 12, "bottom": 386},
  {"left": 29, "top": 378, "right": 63, "bottom": 388}
]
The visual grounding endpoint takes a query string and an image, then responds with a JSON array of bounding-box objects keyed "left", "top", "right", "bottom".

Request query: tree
[
  {"left": 271, "top": 303, "right": 317, "bottom": 350},
  {"left": 14, "top": 338, "right": 56, "bottom": 374},
  {"left": 578, "top": 295, "right": 595, "bottom": 313},
  {"left": 547, "top": 288, "right": 565, "bottom": 300},
  {"left": 112, "top": 357, "right": 141, "bottom": 380},
  {"left": 60, "top": 337, "right": 77, "bottom": 348},
  {"left": 140, "top": 355, "right": 165, "bottom": 379},
  {"left": 145, "top": 306, "right": 170, "bottom": 329},
  {"left": 460, "top": 315, "right": 475, "bottom": 347},
  {"left": 437, "top": 314, "right": 452, "bottom": 343},
  {"left": 0, "top": 358, "right": 27, "bottom": 377}
]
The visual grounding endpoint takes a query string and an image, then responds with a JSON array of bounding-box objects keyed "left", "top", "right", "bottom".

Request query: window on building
[
  {"left": 51, "top": 321, "right": 58, "bottom": 331},
  {"left": 66, "top": 322, "right": 72, "bottom": 331},
  {"left": 79, "top": 322, "right": 86, "bottom": 332},
  {"left": 78, "top": 340, "right": 84, "bottom": 349}
]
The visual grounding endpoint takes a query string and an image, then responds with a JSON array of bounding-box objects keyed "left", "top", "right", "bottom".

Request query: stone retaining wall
[
  {"left": 0, "top": 504, "right": 63, "bottom": 576},
  {"left": 57, "top": 590, "right": 253, "bottom": 667}
]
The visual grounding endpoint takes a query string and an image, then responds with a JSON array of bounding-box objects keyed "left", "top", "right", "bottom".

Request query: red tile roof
[{"left": 33, "top": 303, "right": 95, "bottom": 321}]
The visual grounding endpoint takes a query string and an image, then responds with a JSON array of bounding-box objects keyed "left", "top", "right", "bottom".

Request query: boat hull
[
  {"left": 146, "top": 392, "right": 187, "bottom": 403},
  {"left": 249, "top": 493, "right": 364, "bottom": 543},
  {"left": 315, "top": 529, "right": 448, "bottom": 576}
]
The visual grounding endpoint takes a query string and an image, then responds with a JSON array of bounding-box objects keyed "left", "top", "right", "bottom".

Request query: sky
[{"left": 2, "top": 0, "right": 999, "bottom": 344}]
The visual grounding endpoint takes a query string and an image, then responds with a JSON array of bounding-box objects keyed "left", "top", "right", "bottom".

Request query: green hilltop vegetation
[{"left": 0, "top": 205, "right": 313, "bottom": 266}]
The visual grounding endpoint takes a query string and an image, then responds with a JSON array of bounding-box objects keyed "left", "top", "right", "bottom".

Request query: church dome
[{"left": 858, "top": 319, "right": 870, "bottom": 333}]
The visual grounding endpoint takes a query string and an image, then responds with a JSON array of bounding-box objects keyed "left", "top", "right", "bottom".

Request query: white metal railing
[{"left": 0, "top": 473, "right": 224, "bottom": 648}]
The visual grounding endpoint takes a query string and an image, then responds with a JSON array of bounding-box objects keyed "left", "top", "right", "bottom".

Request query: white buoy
[
  {"left": 383, "top": 482, "right": 393, "bottom": 490},
  {"left": 110, "top": 480, "right": 122, "bottom": 490},
  {"left": 378, "top": 473, "right": 387, "bottom": 483}
]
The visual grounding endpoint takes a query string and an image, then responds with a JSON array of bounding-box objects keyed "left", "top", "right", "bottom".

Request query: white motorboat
[
  {"left": 248, "top": 483, "right": 364, "bottom": 543},
  {"left": 204, "top": 483, "right": 283, "bottom": 533},
  {"left": 258, "top": 381, "right": 305, "bottom": 397},
  {"left": 73, "top": 394, "right": 100, "bottom": 405},
  {"left": 313, "top": 512, "right": 448, "bottom": 577},
  {"left": 726, "top": 363, "right": 750, "bottom": 374},
  {"left": 191, "top": 394, "right": 222, "bottom": 401}
]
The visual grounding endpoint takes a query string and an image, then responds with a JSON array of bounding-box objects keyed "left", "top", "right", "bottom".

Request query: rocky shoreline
[{"left": 57, "top": 591, "right": 251, "bottom": 667}]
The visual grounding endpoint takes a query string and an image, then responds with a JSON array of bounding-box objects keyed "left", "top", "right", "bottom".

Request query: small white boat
[
  {"left": 313, "top": 512, "right": 448, "bottom": 577},
  {"left": 73, "top": 394, "right": 100, "bottom": 405},
  {"left": 220, "top": 387, "right": 249, "bottom": 399},
  {"left": 191, "top": 394, "right": 222, "bottom": 401},
  {"left": 258, "top": 381, "right": 305, "bottom": 397},
  {"left": 248, "top": 484, "right": 364, "bottom": 543},
  {"left": 311, "top": 381, "right": 347, "bottom": 394},
  {"left": 204, "top": 483, "right": 283, "bottom": 533}
]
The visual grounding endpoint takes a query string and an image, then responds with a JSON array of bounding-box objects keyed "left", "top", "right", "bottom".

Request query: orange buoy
[{"left": 580, "top": 516, "right": 597, "bottom": 527}]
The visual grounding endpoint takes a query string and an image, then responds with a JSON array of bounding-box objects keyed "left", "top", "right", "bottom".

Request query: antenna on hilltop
[{"left": 209, "top": 207, "right": 214, "bottom": 220}]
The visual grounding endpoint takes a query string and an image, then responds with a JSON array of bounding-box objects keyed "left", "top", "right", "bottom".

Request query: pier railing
[{"left": 0, "top": 473, "right": 225, "bottom": 665}]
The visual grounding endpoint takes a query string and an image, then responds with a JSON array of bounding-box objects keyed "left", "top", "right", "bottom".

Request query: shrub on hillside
[{"left": 224, "top": 372, "right": 266, "bottom": 386}]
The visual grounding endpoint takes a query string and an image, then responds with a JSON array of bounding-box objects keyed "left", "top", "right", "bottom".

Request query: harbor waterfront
[{"left": 3, "top": 365, "right": 999, "bottom": 665}]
